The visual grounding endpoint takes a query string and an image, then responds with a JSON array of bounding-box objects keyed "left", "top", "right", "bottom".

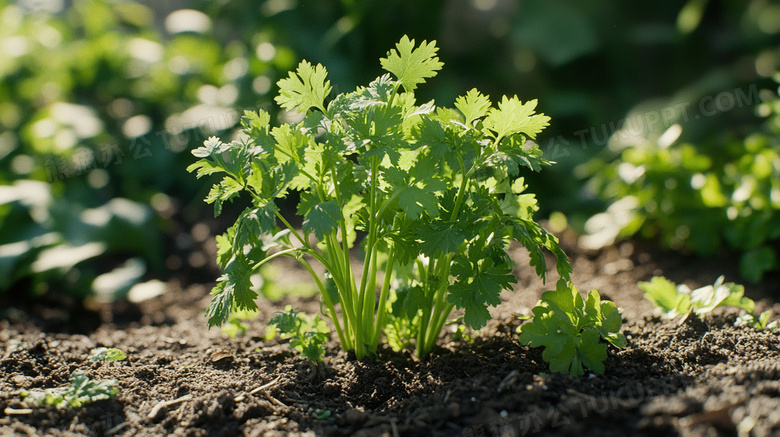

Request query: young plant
[
  {"left": 221, "top": 308, "right": 259, "bottom": 338},
  {"left": 189, "top": 35, "right": 571, "bottom": 359},
  {"left": 639, "top": 275, "right": 776, "bottom": 330},
  {"left": 20, "top": 370, "right": 118, "bottom": 409},
  {"left": 88, "top": 347, "right": 127, "bottom": 362},
  {"left": 518, "top": 280, "right": 626, "bottom": 376},
  {"left": 266, "top": 305, "right": 330, "bottom": 362}
]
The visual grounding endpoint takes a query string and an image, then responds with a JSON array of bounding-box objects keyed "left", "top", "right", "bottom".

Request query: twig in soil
[
  {"left": 390, "top": 418, "right": 399, "bottom": 437},
  {"left": 497, "top": 369, "right": 520, "bottom": 393},
  {"left": 105, "top": 422, "right": 128, "bottom": 436},
  {"left": 235, "top": 376, "right": 281, "bottom": 402},
  {"left": 443, "top": 388, "right": 452, "bottom": 404},
  {"left": 264, "top": 392, "right": 287, "bottom": 408},
  {"left": 147, "top": 394, "right": 193, "bottom": 419},
  {"left": 3, "top": 407, "right": 33, "bottom": 415}
]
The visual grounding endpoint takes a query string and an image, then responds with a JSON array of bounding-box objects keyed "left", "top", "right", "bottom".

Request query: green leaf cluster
[
  {"left": 266, "top": 305, "right": 330, "bottom": 362},
  {"left": 21, "top": 370, "right": 119, "bottom": 409},
  {"left": 639, "top": 276, "right": 776, "bottom": 331},
  {"left": 188, "top": 35, "right": 570, "bottom": 360},
  {"left": 518, "top": 280, "right": 626, "bottom": 376}
]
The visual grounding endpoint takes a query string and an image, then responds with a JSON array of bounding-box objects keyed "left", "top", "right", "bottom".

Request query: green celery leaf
[
  {"left": 380, "top": 35, "right": 443, "bottom": 92},
  {"left": 215, "top": 227, "right": 235, "bottom": 269},
  {"left": 402, "top": 285, "right": 429, "bottom": 319},
  {"left": 303, "top": 200, "right": 341, "bottom": 240},
  {"left": 501, "top": 134, "right": 549, "bottom": 173},
  {"left": 382, "top": 165, "right": 408, "bottom": 188},
  {"left": 413, "top": 115, "right": 452, "bottom": 161},
  {"left": 205, "top": 177, "right": 243, "bottom": 217},
  {"left": 548, "top": 336, "right": 580, "bottom": 376},
  {"left": 206, "top": 281, "right": 231, "bottom": 328},
  {"left": 638, "top": 276, "right": 691, "bottom": 318},
  {"left": 192, "top": 136, "right": 230, "bottom": 158},
  {"left": 448, "top": 283, "right": 492, "bottom": 330},
  {"left": 483, "top": 96, "right": 550, "bottom": 140},
  {"left": 598, "top": 298, "right": 623, "bottom": 335},
  {"left": 417, "top": 221, "right": 467, "bottom": 257},
  {"left": 398, "top": 180, "right": 445, "bottom": 220},
  {"left": 448, "top": 256, "right": 514, "bottom": 329},
  {"left": 690, "top": 276, "right": 733, "bottom": 316},
  {"left": 187, "top": 159, "right": 225, "bottom": 179},
  {"left": 206, "top": 255, "right": 258, "bottom": 328},
  {"left": 578, "top": 329, "right": 607, "bottom": 375},
  {"left": 454, "top": 88, "right": 491, "bottom": 127},
  {"left": 271, "top": 123, "right": 308, "bottom": 165},
  {"left": 540, "top": 279, "right": 582, "bottom": 326},
  {"left": 241, "top": 110, "right": 275, "bottom": 153},
  {"left": 65, "top": 371, "right": 119, "bottom": 408},
  {"left": 520, "top": 309, "right": 579, "bottom": 374},
  {"left": 234, "top": 205, "right": 276, "bottom": 252},
  {"left": 275, "top": 60, "right": 331, "bottom": 114},
  {"left": 500, "top": 193, "right": 539, "bottom": 221}
]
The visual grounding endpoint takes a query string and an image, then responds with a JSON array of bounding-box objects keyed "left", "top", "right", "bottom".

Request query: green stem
[
  {"left": 428, "top": 303, "right": 455, "bottom": 352},
  {"left": 371, "top": 241, "right": 395, "bottom": 349},
  {"left": 450, "top": 155, "right": 470, "bottom": 221},
  {"left": 415, "top": 153, "right": 472, "bottom": 358},
  {"left": 415, "top": 258, "right": 438, "bottom": 358},
  {"left": 357, "top": 159, "right": 382, "bottom": 348},
  {"left": 326, "top": 232, "right": 356, "bottom": 331},
  {"left": 362, "top": 244, "right": 378, "bottom": 343},
  {"left": 297, "top": 257, "right": 348, "bottom": 349},
  {"left": 275, "top": 209, "right": 307, "bottom": 247}
]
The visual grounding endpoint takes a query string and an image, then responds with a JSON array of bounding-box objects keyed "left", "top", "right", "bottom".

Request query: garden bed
[{"left": 2, "top": 231, "right": 779, "bottom": 437}]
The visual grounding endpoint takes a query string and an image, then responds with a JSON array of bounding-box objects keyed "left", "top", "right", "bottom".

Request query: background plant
[
  {"left": 581, "top": 85, "right": 780, "bottom": 282},
  {"left": 575, "top": 2, "right": 780, "bottom": 283},
  {"left": 20, "top": 370, "right": 118, "bottom": 409},
  {"left": 639, "top": 275, "right": 777, "bottom": 331},
  {"left": 189, "top": 36, "right": 571, "bottom": 359}
]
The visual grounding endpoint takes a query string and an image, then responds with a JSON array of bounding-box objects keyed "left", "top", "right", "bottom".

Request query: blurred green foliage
[
  {"left": 579, "top": 1, "right": 780, "bottom": 281},
  {"left": 1, "top": 0, "right": 779, "bottom": 300}
]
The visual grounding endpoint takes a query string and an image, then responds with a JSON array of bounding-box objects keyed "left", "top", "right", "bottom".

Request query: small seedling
[
  {"left": 21, "top": 370, "right": 118, "bottom": 409},
  {"left": 639, "top": 275, "right": 776, "bottom": 331},
  {"left": 518, "top": 280, "right": 626, "bottom": 376},
  {"left": 314, "top": 408, "right": 332, "bottom": 420},
  {"left": 267, "top": 305, "right": 330, "bottom": 362},
  {"left": 221, "top": 308, "right": 259, "bottom": 338},
  {"left": 89, "top": 347, "right": 127, "bottom": 362}
]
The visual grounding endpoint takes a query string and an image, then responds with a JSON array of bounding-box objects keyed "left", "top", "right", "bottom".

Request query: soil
[{"left": 2, "top": 228, "right": 780, "bottom": 437}]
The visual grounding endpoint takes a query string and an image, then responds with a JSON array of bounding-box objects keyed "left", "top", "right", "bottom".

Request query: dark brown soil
[{"left": 2, "top": 230, "right": 780, "bottom": 437}]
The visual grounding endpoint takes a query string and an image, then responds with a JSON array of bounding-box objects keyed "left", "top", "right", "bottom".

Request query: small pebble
[
  {"left": 11, "top": 375, "right": 30, "bottom": 388},
  {"left": 344, "top": 408, "right": 367, "bottom": 425},
  {"left": 209, "top": 350, "right": 234, "bottom": 364}
]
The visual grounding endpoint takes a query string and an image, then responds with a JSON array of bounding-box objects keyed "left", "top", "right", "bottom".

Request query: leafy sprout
[
  {"left": 518, "top": 280, "right": 626, "bottom": 376},
  {"left": 267, "top": 306, "right": 330, "bottom": 362},
  {"left": 88, "top": 347, "right": 127, "bottom": 362},
  {"left": 21, "top": 371, "right": 118, "bottom": 409},
  {"left": 639, "top": 275, "right": 777, "bottom": 331}
]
